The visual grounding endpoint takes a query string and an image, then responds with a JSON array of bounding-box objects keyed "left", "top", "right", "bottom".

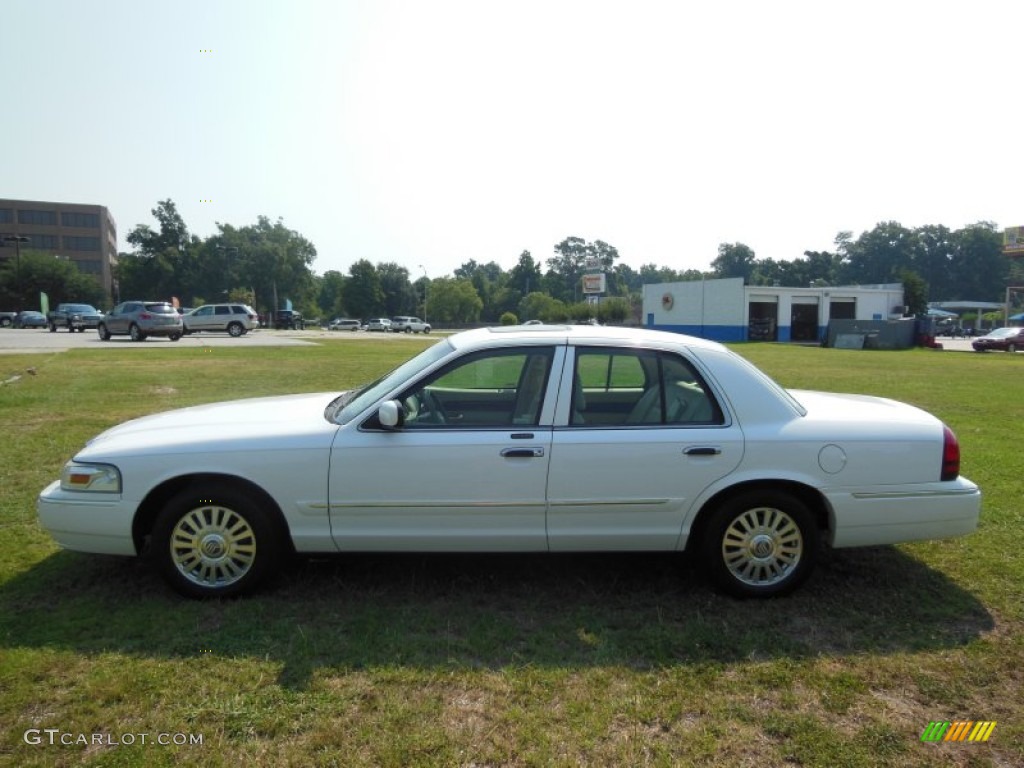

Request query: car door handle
[
  {"left": 501, "top": 447, "right": 545, "bottom": 458},
  {"left": 683, "top": 446, "right": 721, "bottom": 456}
]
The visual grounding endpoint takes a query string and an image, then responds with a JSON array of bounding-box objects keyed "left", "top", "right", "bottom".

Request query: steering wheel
[{"left": 416, "top": 388, "right": 447, "bottom": 424}]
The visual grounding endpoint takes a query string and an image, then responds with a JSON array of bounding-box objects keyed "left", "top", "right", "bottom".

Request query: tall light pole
[
  {"left": 418, "top": 264, "right": 428, "bottom": 322},
  {"left": 2, "top": 235, "right": 30, "bottom": 309}
]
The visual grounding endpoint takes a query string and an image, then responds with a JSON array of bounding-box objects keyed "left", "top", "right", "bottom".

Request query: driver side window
[{"left": 399, "top": 347, "right": 554, "bottom": 428}]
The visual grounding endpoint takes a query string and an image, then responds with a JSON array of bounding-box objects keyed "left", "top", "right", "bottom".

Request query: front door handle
[
  {"left": 683, "top": 446, "right": 721, "bottom": 456},
  {"left": 501, "top": 447, "right": 545, "bottom": 458}
]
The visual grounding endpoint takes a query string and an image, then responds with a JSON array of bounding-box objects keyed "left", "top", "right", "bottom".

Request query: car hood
[{"left": 78, "top": 392, "right": 342, "bottom": 459}]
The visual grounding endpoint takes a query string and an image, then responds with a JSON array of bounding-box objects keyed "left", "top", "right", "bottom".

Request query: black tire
[
  {"left": 701, "top": 489, "right": 817, "bottom": 598},
  {"left": 1008, "top": 344, "right": 1017, "bottom": 353},
  {"left": 129, "top": 323, "right": 146, "bottom": 342},
  {"left": 168, "top": 332, "right": 182, "bottom": 342},
  {"left": 151, "top": 484, "right": 283, "bottom": 598},
  {"left": 227, "top": 322, "right": 244, "bottom": 337},
  {"left": 97, "top": 324, "right": 111, "bottom": 341},
  {"left": 49, "top": 324, "right": 57, "bottom": 333}
]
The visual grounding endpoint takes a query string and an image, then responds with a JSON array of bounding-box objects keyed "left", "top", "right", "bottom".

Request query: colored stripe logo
[{"left": 921, "top": 721, "right": 996, "bottom": 742}]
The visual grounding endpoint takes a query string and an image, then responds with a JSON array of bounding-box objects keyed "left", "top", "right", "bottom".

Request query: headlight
[{"left": 59, "top": 462, "right": 122, "bottom": 493}]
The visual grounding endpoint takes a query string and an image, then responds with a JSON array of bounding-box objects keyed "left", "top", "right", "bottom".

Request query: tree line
[{"left": 6, "top": 200, "right": 1019, "bottom": 322}]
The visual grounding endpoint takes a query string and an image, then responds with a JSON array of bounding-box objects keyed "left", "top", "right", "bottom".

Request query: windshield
[
  {"left": 329, "top": 338, "right": 454, "bottom": 424},
  {"left": 988, "top": 328, "right": 1018, "bottom": 338}
]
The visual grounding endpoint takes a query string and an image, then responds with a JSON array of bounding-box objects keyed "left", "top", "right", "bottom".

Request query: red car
[{"left": 972, "top": 327, "right": 1024, "bottom": 352}]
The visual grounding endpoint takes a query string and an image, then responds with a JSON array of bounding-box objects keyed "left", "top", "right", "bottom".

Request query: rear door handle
[
  {"left": 683, "top": 446, "right": 721, "bottom": 456},
  {"left": 501, "top": 447, "right": 545, "bottom": 458}
]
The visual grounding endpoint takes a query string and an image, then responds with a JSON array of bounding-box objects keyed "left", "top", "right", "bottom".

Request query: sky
[{"left": 3, "top": 0, "right": 1021, "bottom": 279}]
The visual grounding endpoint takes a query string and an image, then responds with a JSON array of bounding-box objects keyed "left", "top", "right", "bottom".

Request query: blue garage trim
[{"left": 650, "top": 324, "right": 747, "bottom": 342}]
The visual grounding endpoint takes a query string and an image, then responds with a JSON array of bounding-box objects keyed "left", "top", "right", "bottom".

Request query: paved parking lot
[
  {"left": 0, "top": 328, "right": 328, "bottom": 353},
  {"left": 0, "top": 327, "right": 444, "bottom": 354},
  {"left": 0, "top": 327, "right": 983, "bottom": 355}
]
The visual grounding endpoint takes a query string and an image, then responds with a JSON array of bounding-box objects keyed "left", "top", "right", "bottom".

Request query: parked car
[
  {"left": 97, "top": 301, "right": 183, "bottom": 342},
  {"left": 390, "top": 316, "right": 431, "bottom": 334},
  {"left": 183, "top": 303, "right": 260, "bottom": 336},
  {"left": 37, "top": 326, "right": 980, "bottom": 599},
  {"left": 13, "top": 310, "right": 47, "bottom": 328},
  {"left": 47, "top": 303, "right": 103, "bottom": 333},
  {"left": 276, "top": 309, "right": 304, "bottom": 330},
  {"left": 971, "top": 327, "right": 1024, "bottom": 352},
  {"left": 365, "top": 318, "right": 392, "bottom": 332},
  {"left": 329, "top": 318, "right": 361, "bottom": 331}
]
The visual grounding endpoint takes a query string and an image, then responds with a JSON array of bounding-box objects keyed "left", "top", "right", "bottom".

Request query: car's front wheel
[
  {"left": 702, "top": 490, "right": 817, "bottom": 598},
  {"left": 152, "top": 485, "right": 283, "bottom": 598},
  {"left": 1008, "top": 344, "right": 1017, "bottom": 353},
  {"left": 97, "top": 323, "right": 111, "bottom": 341}
]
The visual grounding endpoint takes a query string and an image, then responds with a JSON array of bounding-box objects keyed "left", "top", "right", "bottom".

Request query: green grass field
[{"left": 0, "top": 339, "right": 1020, "bottom": 767}]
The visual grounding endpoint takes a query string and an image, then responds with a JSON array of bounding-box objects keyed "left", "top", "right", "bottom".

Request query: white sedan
[{"left": 38, "top": 326, "right": 980, "bottom": 599}]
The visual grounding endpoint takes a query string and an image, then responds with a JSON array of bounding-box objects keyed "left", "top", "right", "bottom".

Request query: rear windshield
[{"left": 145, "top": 303, "right": 177, "bottom": 314}]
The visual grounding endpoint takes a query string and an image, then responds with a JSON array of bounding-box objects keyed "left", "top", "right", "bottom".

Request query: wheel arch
[
  {"left": 132, "top": 473, "right": 294, "bottom": 555},
  {"left": 684, "top": 479, "right": 831, "bottom": 555}
]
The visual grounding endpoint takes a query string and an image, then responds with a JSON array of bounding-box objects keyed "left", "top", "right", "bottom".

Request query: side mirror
[{"left": 377, "top": 400, "right": 405, "bottom": 429}]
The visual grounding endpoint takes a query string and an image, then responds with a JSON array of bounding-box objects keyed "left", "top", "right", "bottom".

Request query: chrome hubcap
[
  {"left": 722, "top": 507, "right": 803, "bottom": 586},
  {"left": 170, "top": 506, "right": 256, "bottom": 588}
]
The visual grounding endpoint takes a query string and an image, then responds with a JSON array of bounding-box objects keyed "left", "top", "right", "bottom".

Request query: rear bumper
[{"left": 824, "top": 476, "right": 981, "bottom": 548}]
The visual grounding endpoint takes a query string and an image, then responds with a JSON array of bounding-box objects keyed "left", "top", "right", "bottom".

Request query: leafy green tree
[
  {"left": 518, "top": 291, "right": 566, "bottom": 323},
  {"left": 896, "top": 269, "right": 928, "bottom": 315},
  {"left": 566, "top": 301, "right": 596, "bottom": 322},
  {"left": 454, "top": 260, "right": 505, "bottom": 320},
  {"left": 377, "top": 262, "right": 417, "bottom": 316},
  {"left": 0, "top": 250, "right": 104, "bottom": 309},
  {"left": 947, "top": 222, "right": 1006, "bottom": 301},
  {"left": 597, "top": 297, "right": 631, "bottom": 324},
  {"left": 710, "top": 243, "right": 757, "bottom": 282},
  {"left": 317, "top": 270, "right": 346, "bottom": 317},
  {"left": 426, "top": 278, "right": 483, "bottom": 323},
  {"left": 342, "top": 260, "right": 384, "bottom": 318}
]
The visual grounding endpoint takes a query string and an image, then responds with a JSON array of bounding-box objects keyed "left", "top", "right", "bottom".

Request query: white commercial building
[{"left": 643, "top": 278, "right": 905, "bottom": 343}]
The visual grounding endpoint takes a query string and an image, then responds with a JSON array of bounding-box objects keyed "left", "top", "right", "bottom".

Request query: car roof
[{"left": 447, "top": 325, "right": 731, "bottom": 353}]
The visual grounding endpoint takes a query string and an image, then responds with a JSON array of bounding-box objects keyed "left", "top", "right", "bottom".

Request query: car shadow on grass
[{"left": 0, "top": 546, "right": 993, "bottom": 691}]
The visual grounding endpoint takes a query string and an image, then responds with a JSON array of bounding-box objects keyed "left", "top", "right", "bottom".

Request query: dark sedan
[
  {"left": 14, "top": 311, "right": 48, "bottom": 328},
  {"left": 972, "top": 327, "right": 1024, "bottom": 352}
]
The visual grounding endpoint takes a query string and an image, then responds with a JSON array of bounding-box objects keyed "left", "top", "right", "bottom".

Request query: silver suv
[
  {"left": 97, "top": 301, "right": 183, "bottom": 342},
  {"left": 390, "top": 316, "right": 431, "bottom": 333},
  {"left": 183, "top": 304, "right": 260, "bottom": 337}
]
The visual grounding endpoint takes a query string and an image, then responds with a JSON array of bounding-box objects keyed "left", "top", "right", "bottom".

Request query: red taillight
[
  {"left": 941, "top": 425, "right": 960, "bottom": 481},
  {"left": 139, "top": 312, "right": 152, "bottom": 320}
]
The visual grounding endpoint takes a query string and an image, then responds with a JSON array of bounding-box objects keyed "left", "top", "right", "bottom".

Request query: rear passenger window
[{"left": 571, "top": 348, "right": 723, "bottom": 427}]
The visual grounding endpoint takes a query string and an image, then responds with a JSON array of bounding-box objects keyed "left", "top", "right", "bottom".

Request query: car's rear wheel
[
  {"left": 227, "top": 322, "right": 244, "bottom": 337},
  {"left": 702, "top": 490, "right": 817, "bottom": 598},
  {"left": 152, "top": 485, "right": 282, "bottom": 598},
  {"left": 129, "top": 323, "right": 146, "bottom": 342},
  {"left": 97, "top": 324, "right": 111, "bottom": 341},
  {"left": 49, "top": 324, "right": 57, "bottom": 333},
  {"left": 168, "top": 332, "right": 182, "bottom": 342}
]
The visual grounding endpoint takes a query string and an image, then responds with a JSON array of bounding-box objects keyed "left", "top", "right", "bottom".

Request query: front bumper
[{"left": 37, "top": 480, "right": 138, "bottom": 556}]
